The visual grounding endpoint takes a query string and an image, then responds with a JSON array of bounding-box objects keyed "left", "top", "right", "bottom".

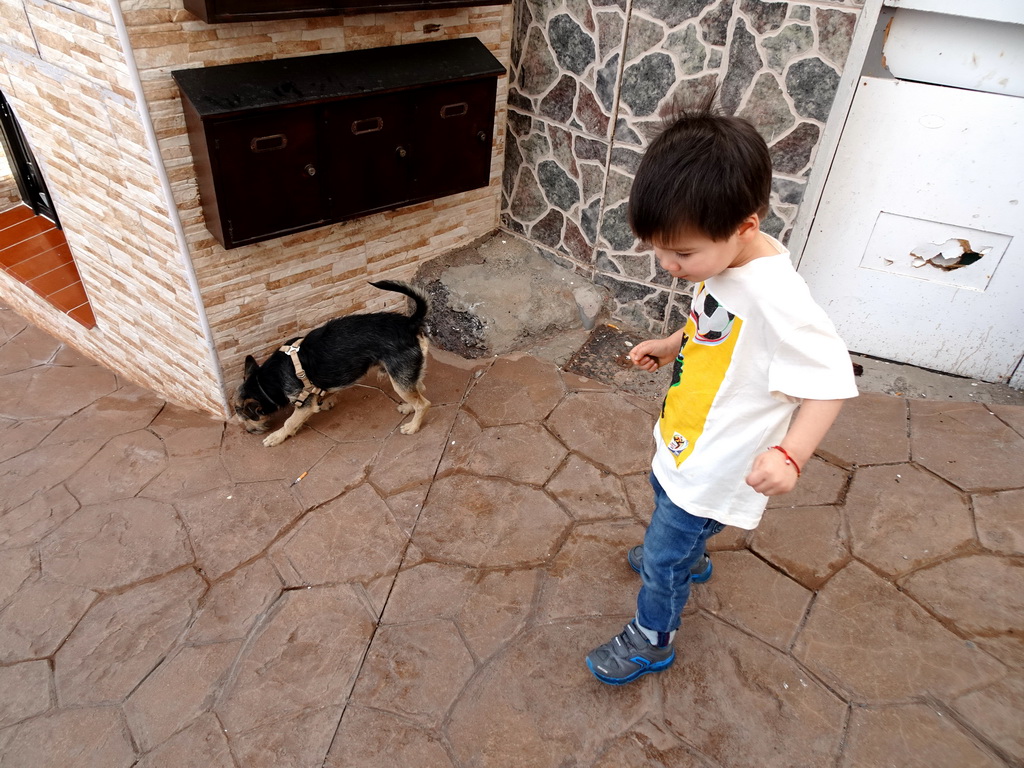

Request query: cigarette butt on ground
[{"left": 291, "top": 471, "right": 308, "bottom": 486}]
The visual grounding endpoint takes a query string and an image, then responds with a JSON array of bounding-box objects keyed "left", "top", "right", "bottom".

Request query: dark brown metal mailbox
[
  {"left": 184, "top": 0, "right": 510, "bottom": 26},
  {"left": 172, "top": 37, "right": 505, "bottom": 249}
]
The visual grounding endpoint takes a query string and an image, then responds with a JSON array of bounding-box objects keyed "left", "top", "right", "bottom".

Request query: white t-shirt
[{"left": 651, "top": 240, "right": 858, "bottom": 529}]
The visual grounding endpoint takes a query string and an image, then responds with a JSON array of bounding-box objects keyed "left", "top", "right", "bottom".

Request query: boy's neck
[{"left": 730, "top": 230, "right": 780, "bottom": 270}]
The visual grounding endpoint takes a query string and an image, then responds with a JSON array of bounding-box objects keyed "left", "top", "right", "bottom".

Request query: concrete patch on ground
[
  {"left": 415, "top": 232, "right": 606, "bottom": 360},
  {"left": 562, "top": 323, "right": 672, "bottom": 400},
  {"left": 851, "top": 354, "right": 1024, "bottom": 406}
]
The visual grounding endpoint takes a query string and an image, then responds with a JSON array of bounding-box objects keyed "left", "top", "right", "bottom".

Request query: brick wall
[
  {"left": 0, "top": 0, "right": 222, "bottom": 413},
  {"left": 0, "top": 1, "right": 511, "bottom": 417}
]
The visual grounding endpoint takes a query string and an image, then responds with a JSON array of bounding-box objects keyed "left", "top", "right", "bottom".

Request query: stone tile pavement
[{"left": 1, "top": 300, "right": 1023, "bottom": 767}]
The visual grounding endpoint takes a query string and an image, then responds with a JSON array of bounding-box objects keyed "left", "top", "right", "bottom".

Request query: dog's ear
[{"left": 244, "top": 355, "right": 259, "bottom": 379}]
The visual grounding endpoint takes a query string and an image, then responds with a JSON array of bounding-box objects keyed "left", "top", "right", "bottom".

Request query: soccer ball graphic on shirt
[{"left": 691, "top": 288, "right": 736, "bottom": 345}]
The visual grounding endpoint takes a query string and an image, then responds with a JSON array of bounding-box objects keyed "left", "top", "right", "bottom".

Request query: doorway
[
  {"left": 0, "top": 91, "right": 60, "bottom": 224},
  {"left": 0, "top": 90, "right": 94, "bottom": 328},
  {"left": 0, "top": 141, "right": 22, "bottom": 213}
]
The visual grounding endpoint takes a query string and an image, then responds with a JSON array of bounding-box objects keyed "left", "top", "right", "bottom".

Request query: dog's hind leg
[
  {"left": 263, "top": 404, "right": 315, "bottom": 447},
  {"left": 392, "top": 381, "right": 430, "bottom": 434},
  {"left": 386, "top": 337, "right": 430, "bottom": 434}
]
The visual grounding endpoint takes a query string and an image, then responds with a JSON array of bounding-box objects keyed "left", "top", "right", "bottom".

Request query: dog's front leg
[{"left": 263, "top": 404, "right": 314, "bottom": 447}]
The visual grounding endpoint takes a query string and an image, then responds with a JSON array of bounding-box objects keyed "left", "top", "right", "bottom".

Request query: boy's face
[
  {"left": 651, "top": 216, "right": 763, "bottom": 283},
  {"left": 651, "top": 229, "right": 745, "bottom": 283}
]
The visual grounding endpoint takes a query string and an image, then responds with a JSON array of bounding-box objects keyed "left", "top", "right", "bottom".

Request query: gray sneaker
[
  {"left": 627, "top": 546, "right": 713, "bottom": 583},
  {"left": 586, "top": 620, "right": 675, "bottom": 685}
]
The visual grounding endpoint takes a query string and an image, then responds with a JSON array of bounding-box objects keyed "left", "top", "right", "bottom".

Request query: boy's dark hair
[{"left": 628, "top": 91, "right": 772, "bottom": 243}]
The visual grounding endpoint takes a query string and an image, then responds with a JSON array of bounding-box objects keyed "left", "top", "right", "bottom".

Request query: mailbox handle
[
  {"left": 352, "top": 117, "right": 384, "bottom": 135},
  {"left": 440, "top": 102, "right": 469, "bottom": 119},
  {"left": 250, "top": 134, "right": 287, "bottom": 152}
]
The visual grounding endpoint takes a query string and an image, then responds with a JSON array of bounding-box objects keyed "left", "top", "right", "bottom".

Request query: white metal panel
[
  {"left": 884, "top": 9, "right": 1024, "bottom": 97},
  {"left": 884, "top": 0, "right": 1024, "bottom": 25},
  {"left": 798, "top": 77, "right": 1024, "bottom": 384}
]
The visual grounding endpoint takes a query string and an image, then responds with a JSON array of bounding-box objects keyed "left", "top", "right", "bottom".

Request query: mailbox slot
[{"left": 183, "top": 0, "right": 511, "bottom": 26}]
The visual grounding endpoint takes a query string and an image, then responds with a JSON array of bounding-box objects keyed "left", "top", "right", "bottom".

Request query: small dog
[{"left": 233, "top": 280, "right": 431, "bottom": 447}]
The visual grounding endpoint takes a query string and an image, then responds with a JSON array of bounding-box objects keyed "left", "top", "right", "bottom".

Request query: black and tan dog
[{"left": 233, "top": 280, "right": 431, "bottom": 447}]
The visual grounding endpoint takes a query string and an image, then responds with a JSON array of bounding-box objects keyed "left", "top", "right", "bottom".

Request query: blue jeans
[{"left": 637, "top": 473, "right": 725, "bottom": 634}]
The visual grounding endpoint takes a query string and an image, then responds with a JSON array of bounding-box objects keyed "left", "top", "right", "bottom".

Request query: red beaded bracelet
[{"left": 769, "top": 445, "right": 801, "bottom": 477}]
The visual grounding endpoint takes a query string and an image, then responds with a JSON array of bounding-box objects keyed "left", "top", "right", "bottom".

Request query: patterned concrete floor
[{"left": 1, "top": 300, "right": 1023, "bottom": 768}]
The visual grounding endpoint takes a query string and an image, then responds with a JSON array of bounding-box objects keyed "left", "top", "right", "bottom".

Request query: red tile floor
[{"left": 0, "top": 203, "right": 95, "bottom": 328}]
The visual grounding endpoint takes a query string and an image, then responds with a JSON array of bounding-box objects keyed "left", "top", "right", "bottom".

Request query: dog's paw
[
  {"left": 397, "top": 402, "right": 414, "bottom": 415},
  {"left": 263, "top": 431, "right": 288, "bottom": 447},
  {"left": 400, "top": 421, "right": 421, "bottom": 435}
]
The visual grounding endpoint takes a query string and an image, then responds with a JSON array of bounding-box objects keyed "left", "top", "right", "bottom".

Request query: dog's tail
[{"left": 370, "top": 280, "right": 430, "bottom": 327}]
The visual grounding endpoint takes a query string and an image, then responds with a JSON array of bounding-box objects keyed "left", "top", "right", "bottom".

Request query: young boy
[{"left": 585, "top": 97, "right": 858, "bottom": 685}]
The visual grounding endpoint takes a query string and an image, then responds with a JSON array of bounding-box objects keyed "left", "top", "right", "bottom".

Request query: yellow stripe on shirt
[{"left": 659, "top": 286, "right": 743, "bottom": 467}]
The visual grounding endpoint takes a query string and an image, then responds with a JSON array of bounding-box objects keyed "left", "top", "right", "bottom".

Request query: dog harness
[{"left": 279, "top": 338, "right": 327, "bottom": 408}]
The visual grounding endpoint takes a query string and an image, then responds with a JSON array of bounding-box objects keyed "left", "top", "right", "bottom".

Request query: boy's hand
[
  {"left": 746, "top": 449, "right": 799, "bottom": 496},
  {"left": 748, "top": 399, "right": 846, "bottom": 496},
  {"left": 746, "top": 399, "right": 845, "bottom": 496},
  {"left": 628, "top": 337, "right": 676, "bottom": 372}
]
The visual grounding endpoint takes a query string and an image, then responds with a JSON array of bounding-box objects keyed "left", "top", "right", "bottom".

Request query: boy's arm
[{"left": 745, "top": 399, "right": 845, "bottom": 496}]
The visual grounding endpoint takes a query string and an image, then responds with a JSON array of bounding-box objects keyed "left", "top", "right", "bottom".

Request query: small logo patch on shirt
[{"left": 667, "top": 432, "right": 689, "bottom": 455}]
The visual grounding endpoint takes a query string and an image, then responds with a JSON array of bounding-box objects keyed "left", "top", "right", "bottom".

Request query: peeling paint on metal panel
[{"left": 910, "top": 238, "right": 991, "bottom": 271}]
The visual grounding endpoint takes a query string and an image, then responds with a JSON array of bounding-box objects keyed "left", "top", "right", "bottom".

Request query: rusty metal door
[{"left": 797, "top": 11, "right": 1024, "bottom": 386}]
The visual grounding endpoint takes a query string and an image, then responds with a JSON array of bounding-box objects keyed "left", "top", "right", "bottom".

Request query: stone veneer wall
[
  {"left": 502, "top": 0, "right": 862, "bottom": 333},
  {"left": 136, "top": 5, "right": 512, "bottom": 404},
  {"left": 0, "top": 0, "right": 222, "bottom": 413},
  {"left": 0, "top": 2, "right": 511, "bottom": 417}
]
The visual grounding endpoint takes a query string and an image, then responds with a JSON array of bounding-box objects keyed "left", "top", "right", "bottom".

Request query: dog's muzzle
[
  {"left": 234, "top": 399, "right": 272, "bottom": 433},
  {"left": 241, "top": 418, "right": 271, "bottom": 434}
]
